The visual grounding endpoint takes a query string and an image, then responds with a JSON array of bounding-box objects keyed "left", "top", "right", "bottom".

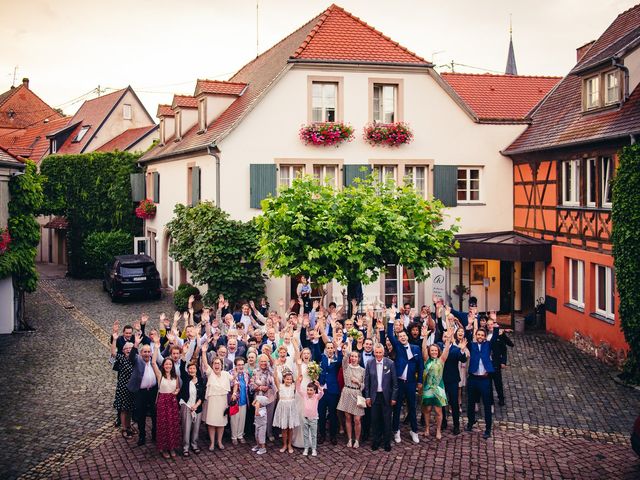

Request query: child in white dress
[{"left": 272, "top": 368, "right": 300, "bottom": 453}]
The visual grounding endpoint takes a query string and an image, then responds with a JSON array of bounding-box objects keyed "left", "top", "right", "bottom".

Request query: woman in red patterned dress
[{"left": 152, "top": 338, "right": 182, "bottom": 458}]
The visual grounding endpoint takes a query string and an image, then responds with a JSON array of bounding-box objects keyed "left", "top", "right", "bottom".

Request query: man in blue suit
[
  {"left": 466, "top": 322, "right": 500, "bottom": 439},
  {"left": 387, "top": 314, "right": 423, "bottom": 444},
  {"left": 318, "top": 341, "right": 342, "bottom": 445}
]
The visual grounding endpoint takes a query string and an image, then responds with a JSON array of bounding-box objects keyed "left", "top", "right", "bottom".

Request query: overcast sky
[{"left": 1, "top": 0, "right": 637, "bottom": 116}]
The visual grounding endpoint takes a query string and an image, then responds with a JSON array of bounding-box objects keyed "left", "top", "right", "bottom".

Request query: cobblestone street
[{"left": 1, "top": 275, "right": 639, "bottom": 479}]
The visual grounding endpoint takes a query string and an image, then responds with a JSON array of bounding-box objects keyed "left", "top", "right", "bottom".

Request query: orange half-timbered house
[{"left": 504, "top": 5, "right": 640, "bottom": 364}]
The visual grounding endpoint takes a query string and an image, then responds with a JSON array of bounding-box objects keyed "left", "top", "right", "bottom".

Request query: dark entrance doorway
[
  {"left": 520, "top": 262, "right": 535, "bottom": 314},
  {"left": 499, "top": 261, "right": 513, "bottom": 314}
]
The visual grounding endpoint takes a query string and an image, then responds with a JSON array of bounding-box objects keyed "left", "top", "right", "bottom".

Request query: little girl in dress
[{"left": 272, "top": 368, "right": 300, "bottom": 453}]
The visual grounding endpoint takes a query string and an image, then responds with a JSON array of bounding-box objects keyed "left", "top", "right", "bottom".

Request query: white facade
[{"left": 143, "top": 63, "right": 526, "bottom": 309}]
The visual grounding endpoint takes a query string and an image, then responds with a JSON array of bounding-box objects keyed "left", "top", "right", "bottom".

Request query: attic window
[
  {"left": 123, "top": 104, "right": 132, "bottom": 120},
  {"left": 585, "top": 75, "right": 600, "bottom": 110},
  {"left": 73, "top": 126, "right": 90, "bottom": 143},
  {"left": 605, "top": 71, "right": 620, "bottom": 105}
]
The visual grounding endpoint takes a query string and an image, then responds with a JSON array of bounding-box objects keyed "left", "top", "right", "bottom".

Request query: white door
[{"left": 134, "top": 237, "right": 150, "bottom": 255}]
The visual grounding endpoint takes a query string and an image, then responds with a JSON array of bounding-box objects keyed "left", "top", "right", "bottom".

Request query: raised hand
[
  {"left": 140, "top": 314, "right": 149, "bottom": 325},
  {"left": 134, "top": 331, "right": 142, "bottom": 346},
  {"left": 112, "top": 320, "right": 120, "bottom": 336},
  {"left": 173, "top": 311, "right": 181, "bottom": 323},
  {"left": 249, "top": 300, "right": 255, "bottom": 308},
  {"left": 188, "top": 294, "right": 195, "bottom": 306},
  {"left": 489, "top": 310, "right": 497, "bottom": 321},
  {"left": 202, "top": 309, "right": 210, "bottom": 322},
  {"left": 312, "top": 299, "right": 320, "bottom": 310},
  {"left": 459, "top": 338, "right": 468, "bottom": 351},
  {"left": 421, "top": 325, "right": 429, "bottom": 338}
]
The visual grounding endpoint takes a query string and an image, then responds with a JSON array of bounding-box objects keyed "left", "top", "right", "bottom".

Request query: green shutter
[
  {"left": 191, "top": 166, "right": 200, "bottom": 206},
  {"left": 130, "top": 173, "right": 146, "bottom": 202},
  {"left": 250, "top": 164, "right": 277, "bottom": 209},
  {"left": 153, "top": 172, "right": 160, "bottom": 203},
  {"left": 433, "top": 165, "right": 458, "bottom": 207},
  {"left": 343, "top": 164, "right": 372, "bottom": 187}
]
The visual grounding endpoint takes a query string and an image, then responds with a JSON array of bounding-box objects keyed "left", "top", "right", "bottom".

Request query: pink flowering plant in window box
[
  {"left": 363, "top": 122, "right": 414, "bottom": 147},
  {"left": 135, "top": 199, "right": 157, "bottom": 219},
  {"left": 299, "top": 122, "right": 354, "bottom": 147},
  {"left": 0, "top": 228, "right": 10, "bottom": 254}
]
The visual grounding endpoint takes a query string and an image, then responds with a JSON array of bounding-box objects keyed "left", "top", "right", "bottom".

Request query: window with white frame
[
  {"left": 312, "top": 164, "right": 338, "bottom": 187},
  {"left": 562, "top": 160, "right": 581, "bottom": 206},
  {"left": 374, "top": 165, "right": 397, "bottom": 184},
  {"left": 568, "top": 258, "right": 584, "bottom": 308},
  {"left": 384, "top": 264, "right": 416, "bottom": 308},
  {"left": 311, "top": 82, "right": 337, "bottom": 123},
  {"left": 50, "top": 138, "right": 57, "bottom": 154},
  {"left": 404, "top": 165, "right": 427, "bottom": 198},
  {"left": 585, "top": 75, "right": 600, "bottom": 109},
  {"left": 586, "top": 158, "right": 596, "bottom": 207},
  {"left": 601, "top": 156, "right": 613, "bottom": 208},
  {"left": 175, "top": 111, "right": 182, "bottom": 139},
  {"left": 605, "top": 72, "right": 619, "bottom": 105},
  {"left": 595, "top": 264, "right": 615, "bottom": 320},
  {"left": 373, "top": 84, "right": 397, "bottom": 124},
  {"left": 279, "top": 165, "right": 304, "bottom": 188},
  {"left": 198, "top": 99, "right": 206, "bottom": 132},
  {"left": 123, "top": 104, "right": 132, "bottom": 120},
  {"left": 73, "top": 126, "right": 90, "bottom": 143},
  {"left": 457, "top": 167, "right": 481, "bottom": 202}
]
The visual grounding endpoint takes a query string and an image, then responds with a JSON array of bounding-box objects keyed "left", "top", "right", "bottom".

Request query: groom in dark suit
[{"left": 364, "top": 344, "right": 398, "bottom": 451}]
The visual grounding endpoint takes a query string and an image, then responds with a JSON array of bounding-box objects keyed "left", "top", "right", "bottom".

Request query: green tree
[
  {"left": 167, "top": 201, "right": 265, "bottom": 304},
  {"left": 40, "top": 151, "right": 141, "bottom": 277},
  {"left": 612, "top": 144, "right": 640, "bottom": 382},
  {"left": 255, "top": 174, "right": 459, "bottom": 290},
  {"left": 0, "top": 160, "right": 44, "bottom": 329}
]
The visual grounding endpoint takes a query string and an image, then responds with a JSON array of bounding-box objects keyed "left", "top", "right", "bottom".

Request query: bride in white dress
[{"left": 292, "top": 347, "right": 313, "bottom": 448}]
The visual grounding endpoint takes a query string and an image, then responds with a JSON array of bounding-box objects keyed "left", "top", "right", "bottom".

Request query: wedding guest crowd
[{"left": 109, "top": 291, "right": 513, "bottom": 458}]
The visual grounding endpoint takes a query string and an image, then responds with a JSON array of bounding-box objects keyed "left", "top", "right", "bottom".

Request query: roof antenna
[
  {"left": 11, "top": 66, "right": 18, "bottom": 87},
  {"left": 256, "top": 0, "right": 259, "bottom": 58}
]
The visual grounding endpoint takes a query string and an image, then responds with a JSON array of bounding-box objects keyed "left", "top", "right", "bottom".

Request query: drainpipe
[
  {"left": 207, "top": 144, "right": 221, "bottom": 207},
  {"left": 631, "top": 133, "right": 636, "bottom": 145},
  {"left": 612, "top": 57, "right": 629, "bottom": 104}
]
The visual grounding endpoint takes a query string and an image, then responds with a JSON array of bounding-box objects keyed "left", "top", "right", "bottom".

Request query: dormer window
[
  {"left": 73, "top": 126, "right": 90, "bottom": 143},
  {"left": 605, "top": 71, "right": 620, "bottom": 105},
  {"left": 175, "top": 111, "right": 182, "bottom": 140},
  {"left": 198, "top": 98, "right": 206, "bottom": 132},
  {"left": 585, "top": 75, "right": 600, "bottom": 110},
  {"left": 159, "top": 118, "right": 165, "bottom": 145}
]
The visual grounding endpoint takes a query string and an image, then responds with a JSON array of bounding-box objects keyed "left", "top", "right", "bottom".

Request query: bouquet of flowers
[
  {"left": 347, "top": 327, "right": 360, "bottom": 340},
  {"left": 307, "top": 361, "right": 322, "bottom": 382}
]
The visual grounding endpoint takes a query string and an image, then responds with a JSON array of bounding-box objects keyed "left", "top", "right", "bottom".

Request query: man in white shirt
[{"left": 364, "top": 345, "right": 398, "bottom": 451}]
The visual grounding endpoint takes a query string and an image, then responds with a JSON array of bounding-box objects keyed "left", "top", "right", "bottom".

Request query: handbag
[
  {"left": 356, "top": 394, "right": 367, "bottom": 409},
  {"left": 228, "top": 398, "right": 239, "bottom": 416}
]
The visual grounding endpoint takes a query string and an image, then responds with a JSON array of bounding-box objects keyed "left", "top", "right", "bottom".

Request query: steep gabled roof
[
  {"left": 94, "top": 125, "right": 158, "bottom": 152},
  {"left": 0, "top": 117, "right": 71, "bottom": 163},
  {"left": 505, "top": 4, "right": 640, "bottom": 154},
  {"left": 195, "top": 80, "right": 247, "bottom": 96},
  {"left": 142, "top": 4, "right": 431, "bottom": 162},
  {"left": 57, "top": 88, "right": 129, "bottom": 154},
  {"left": 440, "top": 73, "right": 560, "bottom": 123},
  {"left": 0, "top": 84, "right": 63, "bottom": 130}
]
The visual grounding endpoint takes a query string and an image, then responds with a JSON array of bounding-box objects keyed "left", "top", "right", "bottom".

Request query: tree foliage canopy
[
  {"left": 255, "top": 175, "right": 459, "bottom": 287},
  {"left": 167, "top": 201, "right": 265, "bottom": 304},
  {"left": 612, "top": 144, "right": 640, "bottom": 382}
]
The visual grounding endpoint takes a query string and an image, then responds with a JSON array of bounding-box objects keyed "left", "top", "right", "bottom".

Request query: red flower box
[
  {"left": 363, "top": 122, "right": 414, "bottom": 147},
  {"left": 0, "top": 228, "right": 10, "bottom": 254},
  {"left": 135, "top": 199, "right": 156, "bottom": 219},
  {"left": 299, "top": 122, "right": 354, "bottom": 147}
]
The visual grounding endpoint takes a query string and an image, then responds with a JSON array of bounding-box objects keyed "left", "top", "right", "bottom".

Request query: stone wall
[{"left": 571, "top": 331, "right": 627, "bottom": 369}]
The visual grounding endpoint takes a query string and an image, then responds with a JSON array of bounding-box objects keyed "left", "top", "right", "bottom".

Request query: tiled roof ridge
[
  {"left": 292, "top": 4, "right": 428, "bottom": 63},
  {"left": 196, "top": 79, "right": 247, "bottom": 86},
  {"left": 441, "top": 72, "right": 562, "bottom": 79}
]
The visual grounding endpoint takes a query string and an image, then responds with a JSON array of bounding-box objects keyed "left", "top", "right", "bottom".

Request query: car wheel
[{"left": 110, "top": 287, "right": 118, "bottom": 303}]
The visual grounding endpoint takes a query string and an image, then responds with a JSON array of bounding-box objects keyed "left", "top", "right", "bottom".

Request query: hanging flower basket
[
  {"left": 0, "top": 228, "right": 10, "bottom": 254},
  {"left": 363, "top": 122, "right": 414, "bottom": 147},
  {"left": 299, "top": 122, "right": 354, "bottom": 147},
  {"left": 135, "top": 199, "right": 156, "bottom": 219}
]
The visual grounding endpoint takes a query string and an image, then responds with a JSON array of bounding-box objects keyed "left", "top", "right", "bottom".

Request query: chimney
[
  {"left": 576, "top": 41, "right": 595, "bottom": 62},
  {"left": 22, "top": 78, "right": 29, "bottom": 89}
]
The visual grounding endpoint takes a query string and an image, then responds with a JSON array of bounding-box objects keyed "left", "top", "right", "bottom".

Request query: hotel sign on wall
[{"left": 431, "top": 267, "right": 446, "bottom": 300}]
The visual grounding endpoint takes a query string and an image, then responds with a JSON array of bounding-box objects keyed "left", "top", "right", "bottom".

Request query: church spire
[{"left": 505, "top": 15, "right": 518, "bottom": 75}]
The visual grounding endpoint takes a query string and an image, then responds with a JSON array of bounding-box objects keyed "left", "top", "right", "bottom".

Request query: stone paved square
[{"left": 0, "top": 275, "right": 639, "bottom": 479}]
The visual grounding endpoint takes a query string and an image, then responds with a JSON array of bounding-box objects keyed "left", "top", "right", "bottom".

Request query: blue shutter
[
  {"left": 153, "top": 172, "right": 160, "bottom": 203},
  {"left": 191, "top": 166, "right": 201, "bottom": 206},
  {"left": 130, "top": 173, "right": 146, "bottom": 202},
  {"left": 433, "top": 165, "right": 458, "bottom": 207},
  {"left": 250, "top": 164, "right": 277, "bottom": 209},
  {"left": 343, "top": 164, "right": 372, "bottom": 187}
]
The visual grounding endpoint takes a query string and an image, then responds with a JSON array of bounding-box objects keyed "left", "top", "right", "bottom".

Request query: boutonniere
[{"left": 384, "top": 367, "right": 390, "bottom": 373}]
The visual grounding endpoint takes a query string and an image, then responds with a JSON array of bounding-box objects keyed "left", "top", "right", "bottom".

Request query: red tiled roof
[
  {"left": 440, "top": 73, "right": 561, "bottom": 123},
  {"left": 157, "top": 104, "right": 174, "bottom": 117},
  {"left": 0, "top": 117, "right": 71, "bottom": 163},
  {"left": 172, "top": 95, "right": 198, "bottom": 109},
  {"left": 94, "top": 125, "right": 158, "bottom": 152},
  {"left": 505, "top": 4, "right": 640, "bottom": 154},
  {"left": 292, "top": 4, "right": 429, "bottom": 65},
  {"left": 142, "top": 4, "right": 432, "bottom": 162},
  {"left": 57, "top": 88, "right": 128, "bottom": 155},
  {"left": 43, "top": 216, "right": 69, "bottom": 230},
  {"left": 0, "top": 84, "right": 63, "bottom": 129},
  {"left": 0, "top": 145, "right": 23, "bottom": 165},
  {"left": 195, "top": 79, "right": 247, "bottom": 96}
]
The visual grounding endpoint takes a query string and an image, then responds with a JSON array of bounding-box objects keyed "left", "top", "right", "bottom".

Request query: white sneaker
[
  {"left": 257, "top": 448, "right": 267, "bottom": 455},
  {"left": 302, "top": 448, "right": 309, "bottom": 456},
  {"left": 311, "top": 449, "right": 317, "bottom": 457},
  {"left": 410, "top": 431, "right": 420, "bottom": 444},
  {"left": 394, "top": 431, "right": 401, "bottom": 443},
  {"left": 251, "top": 445, "right": 260, "bottom": 452}
]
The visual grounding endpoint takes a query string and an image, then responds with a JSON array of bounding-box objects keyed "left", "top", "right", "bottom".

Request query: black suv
[{"left": 103, "top": 254, "right": 161, "bottom": 302}]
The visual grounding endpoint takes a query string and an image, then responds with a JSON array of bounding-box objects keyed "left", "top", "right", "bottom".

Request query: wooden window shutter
[
  {"left": 153, "top": 172, "right": 160, "bottom": 203},
  {"left": 191, "top": 166, "right": 201, "bottom": 206},
  {"left": 343, "top": 164, "right": 372, "bottom": 187},
  {"left": 433, "top": 165, "right": 458, "bottom": 207},
  {"left": 250, "top": 164, "right": 277, "bottom": 209},
  {"left": 130, "top": 173, "right": 146, "bottom": 202}
]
